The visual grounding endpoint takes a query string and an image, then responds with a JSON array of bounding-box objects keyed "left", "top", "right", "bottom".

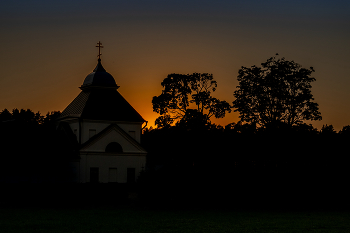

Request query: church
[{"left": 57, "top": 42, "right": 147, "bottom": 183}]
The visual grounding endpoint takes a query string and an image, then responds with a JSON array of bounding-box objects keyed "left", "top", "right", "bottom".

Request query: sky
[{"left": 0, "top": 0, "right": 349, "bottom": 130}]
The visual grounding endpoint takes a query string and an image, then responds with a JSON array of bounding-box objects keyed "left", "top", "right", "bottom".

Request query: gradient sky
[{"left": 1, "top": 0, "right": 349, "bottom": 130}]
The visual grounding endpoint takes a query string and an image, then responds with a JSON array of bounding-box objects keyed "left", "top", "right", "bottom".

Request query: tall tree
[
  {"left": 0, "top": 109, "right": 12, "bottom": 122},
  {"left": 232, "top": 55, "right": 321, "bottom": 128},
  {"left": 152, "top": 73, "right": 231, "bottom": 128}
]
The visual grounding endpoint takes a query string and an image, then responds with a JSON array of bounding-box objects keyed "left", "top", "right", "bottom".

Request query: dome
[{"left": 80, "top": 59, "right": 119, "bottom": 90}]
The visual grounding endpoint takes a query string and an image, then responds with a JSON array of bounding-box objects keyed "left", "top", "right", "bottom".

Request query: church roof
[
  {"left": 60, "top": 89, "right": 145, "bottom": 122},
  {"left": 59, "top": 56, "right": 145, "bottom": 123}
]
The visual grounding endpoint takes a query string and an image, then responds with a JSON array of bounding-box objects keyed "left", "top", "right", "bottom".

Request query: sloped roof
[
  {"left": 59, "top": 89, "right": 145, "bottom": 122},
  {"left": 59, "top": 58, "right": 145, "bottom": 123}
]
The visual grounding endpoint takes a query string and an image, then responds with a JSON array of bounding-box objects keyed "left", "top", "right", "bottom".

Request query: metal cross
[{"left": 96, "top": 41, "right": 103, "bottom": 59}]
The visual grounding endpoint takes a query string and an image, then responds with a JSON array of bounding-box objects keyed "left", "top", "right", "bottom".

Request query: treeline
[
  {"left": 143, "top": 122, "right": 350, "bottom": 172},
  {"left": 0, "top": 109, "right": 74, "bottom": 183},
  {"left": 139, "top": 55, "right": 350, "bottom": 209},
  {"left": 1, "top": 108, "right": 349, "bottom": 209},
  {"left": 140, "top": 123, "right": 350, "bottom": 209}
]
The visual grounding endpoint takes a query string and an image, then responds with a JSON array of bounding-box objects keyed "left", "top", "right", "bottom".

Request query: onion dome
[{"left": 80, "top": 59, "right": 119, "bottom": 90}]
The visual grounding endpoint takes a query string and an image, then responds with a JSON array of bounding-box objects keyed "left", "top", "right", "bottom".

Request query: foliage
[
  {"left": 0, "top": 108, "right": 60, "bottom": 125},
  {"left": 320, "top": 124, "right": 337, "bottom": 135},
  {"left": 152, "top": 73, "right": 231, "bottom": 128},
  {"left": 0, "top": 108, "right": 72, "bottom": 182},
  {"left": 339, "top": 125, "right": 350, "bottom": 136},
  {"left": 142, "top": 122, "right": 350, "bottom": 211},
  {"left": 224, "top": 121, "right": 257, "bottom": 134},
  {"left": 176, "top": 109, "right": 211, "bottom": 130},
  {"left": 232, "top": 55, "right": 321, "bottom": 128}
]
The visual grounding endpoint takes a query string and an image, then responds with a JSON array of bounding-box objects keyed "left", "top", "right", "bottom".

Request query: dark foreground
[
  {"left": 1, "top": 205, "right": 350, "bottom": 233},
  {"left": 0, "top": 182, "right": 349, "bottom": 210},
  {"left": 1, "top": 184, "right": 350, "bottom": 232}
]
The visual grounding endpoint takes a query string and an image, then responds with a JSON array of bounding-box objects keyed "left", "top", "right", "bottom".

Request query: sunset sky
[{"left": 1, "top": 0, "right": 349, "bottom": 130}]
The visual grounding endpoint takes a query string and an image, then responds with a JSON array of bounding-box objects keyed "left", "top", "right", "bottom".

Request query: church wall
[
  {"left": 79, "top": 153, "right": 146, "bottom": 183},
  {"left": 80, "top": 122, "right": 111, "bottom": 144},
  {"left": 117, "top": 123, "right": 142, "bottom": 143},
  {"left": 68, "top": 121, "right": 80, "bottom": 142},
  {"left": 66, "top": 121, "right": 143, "bottom": 144},
  {"left": 80, "top": 130, "right": 144, "bottom": 153}
]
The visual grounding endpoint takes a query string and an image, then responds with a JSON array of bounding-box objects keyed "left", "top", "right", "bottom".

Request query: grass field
[{"left": 1, "top": 206, "right": 350, "bottom": 233}]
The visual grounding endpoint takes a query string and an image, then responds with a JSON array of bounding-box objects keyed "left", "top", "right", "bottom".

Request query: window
[
  {"left": 90, "top": 167, "right": 99, "bottom": 183},
  {"left": 89, "top": 129, "right": 96, "bottom": 138},
  {"left": 105, "top": 142, "right": 123, "bottom": 153}
]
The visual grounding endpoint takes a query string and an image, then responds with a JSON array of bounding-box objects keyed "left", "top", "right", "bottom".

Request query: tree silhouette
[
  {"left": 320, "top": 124, "right": 337, "bottom": 136},
  {"left": 176, "top": 109, "right": 211, "bottom": 130},
  {"left": 152, "top": 73, "right": 231, "bottom": 128},
  {"left": 0, "top": 109, "right": 12, "bottom": 122},
  {"left": 233, "top": 55, "right": 321, "bottom": 128},
  {"left": 0, "top": 108, "right": 70, "bottom": 182},
  {"left": 339, "top": 125, "right": 350, "bottom": 136}
]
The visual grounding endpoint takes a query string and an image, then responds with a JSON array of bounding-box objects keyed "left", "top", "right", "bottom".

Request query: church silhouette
[{"left": 57, "top": 42, "right": 147, "bottom": 183}]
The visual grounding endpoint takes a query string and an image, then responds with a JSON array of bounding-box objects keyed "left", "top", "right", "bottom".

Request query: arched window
[{"left": 105, "top": 142, "right": 123, "bottom": 153}]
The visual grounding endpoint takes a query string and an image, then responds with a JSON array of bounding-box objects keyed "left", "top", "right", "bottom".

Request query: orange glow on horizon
[{"left": 1, "top": 1, "right": 349, "bottom": 131}]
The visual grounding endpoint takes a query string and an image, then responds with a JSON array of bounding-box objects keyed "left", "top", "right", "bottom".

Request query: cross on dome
[
  {"left": 79, "top": 41, "right": 119, "bottom": 90},
  {"left": 96, "top": 41, "right": 103, "bottom": 59}
]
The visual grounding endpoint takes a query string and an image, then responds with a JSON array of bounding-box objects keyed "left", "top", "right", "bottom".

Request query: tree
[
  {"left": 43, "top": 111, "right": 61, "bottom": 127},
  {"left": 0, "top": 109, "right": 12, "bottom": 122},
  {"left": 320, "top": 124, "right": 337, "bottom": 136},
  {"left": 152, "top": 73, "right": 231, "bottom": 128},
  {"left": 176, "top": 109, "right": 211, "bottom": 130},
  {"left": 339, "top": 125, "right": 350, "bottom": 136},
  {"left": 232, "top": 55, "right": 321, "bottom": 128}
]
